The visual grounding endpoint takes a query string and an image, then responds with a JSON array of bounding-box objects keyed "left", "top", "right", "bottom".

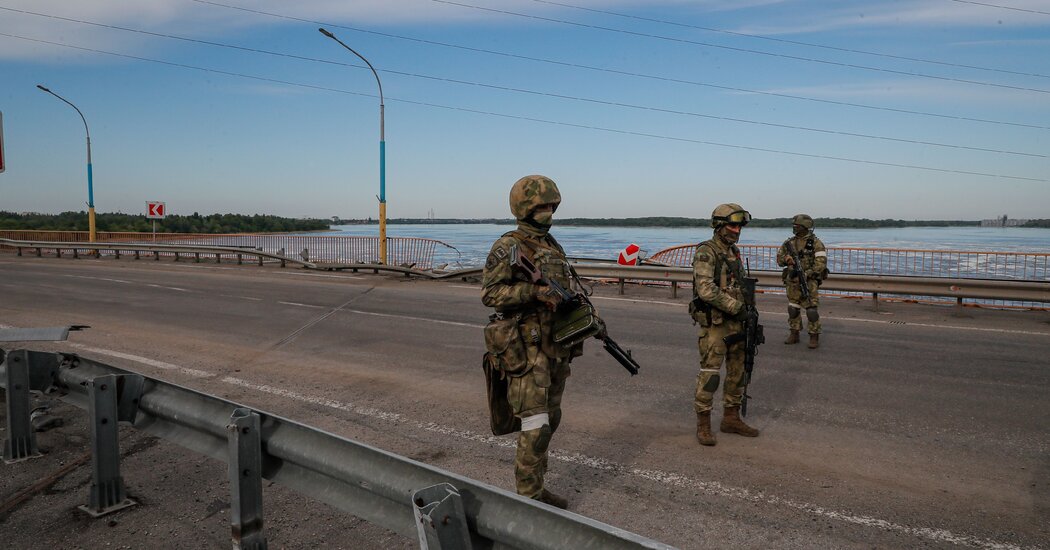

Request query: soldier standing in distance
[
  {"left": 777, "top": 214, "right": 828, "bottom": 349},
  {"left": 481, "top": 175, "right": 579, "bottom": 509},
  {"left": 690, "top": 203, "right": 761, "bottom": 446}
]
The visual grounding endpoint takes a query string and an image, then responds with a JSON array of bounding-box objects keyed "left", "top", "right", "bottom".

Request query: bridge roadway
[{"left": 0, "top": 255, "right": 1048, "bottom": 550}]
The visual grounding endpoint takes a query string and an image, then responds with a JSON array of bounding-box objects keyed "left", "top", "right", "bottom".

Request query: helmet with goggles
[{"left": 711, "top": 203, "right": 751, "bottom": 228}]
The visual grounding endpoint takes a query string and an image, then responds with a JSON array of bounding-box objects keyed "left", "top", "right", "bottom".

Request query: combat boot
[
  {"left": 535, "top": 489, "right": 568, "bottom": 509},
  {"left": 696, "top": 411, "right": 716, "bottom": 446},
  {"left": 808, "top": 333, "right": 819, "bottom": 349},
  {"left": 720, "top": 406, "right": 759, "bottom": 437},
  {"left": 784, "top": 330, "right": 799, "bottom": 345}
]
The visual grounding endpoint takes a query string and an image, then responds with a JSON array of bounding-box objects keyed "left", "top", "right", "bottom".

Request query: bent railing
[{"left": 1, "top": 348, "right": 673, "bottom": 550}]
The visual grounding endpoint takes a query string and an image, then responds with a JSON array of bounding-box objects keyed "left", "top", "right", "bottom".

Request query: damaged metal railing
[{"left": 1, "top": 346, "right": 673, "bottom": 550}]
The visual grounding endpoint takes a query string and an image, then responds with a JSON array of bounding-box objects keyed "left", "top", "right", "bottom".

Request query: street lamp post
[
  {"left": 318, "top": 28, "right": 388, "bottom": 265},
  {"left": 37, "top": 84, "right": 97, "bottom": 243}
]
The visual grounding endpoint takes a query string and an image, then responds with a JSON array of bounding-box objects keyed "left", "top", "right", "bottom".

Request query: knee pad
[
  {"left": 702, "top": 373, "right": 721, "bottom": 392},
  {"left": 788, "top": 305, "right": 801, "bottom": 319},
  {"left": 806, "top": 307, "right": 820, "bottom": 322}
]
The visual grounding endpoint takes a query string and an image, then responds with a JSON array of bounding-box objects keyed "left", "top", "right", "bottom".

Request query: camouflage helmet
[
  {"left": 509, "top": 175, "right": 561, "bottom": 221},
  {"left": 792, "top": 214, "right": 814, "bottom": 229},
  {"left": 711, "top": 203, "right": 751, "bottom": 228}
]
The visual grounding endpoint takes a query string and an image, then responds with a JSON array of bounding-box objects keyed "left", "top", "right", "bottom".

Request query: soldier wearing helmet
[
  {"left": 689, "top": 203, "right": 761, "bottom": 446},
  {"left": 481, "top": 175, "right": 578, "bottom": 509},
  {"left": 777, "top": 214, "right": 828, "bottom": 349}
]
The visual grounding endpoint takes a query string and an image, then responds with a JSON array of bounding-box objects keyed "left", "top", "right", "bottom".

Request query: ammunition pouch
[
  {"left": 484, "top": 314, "right": 528, "bottom": 375},
  {"left": 552, "top": 300, "right": 604, "bottom": 348},
  {"left": 689, "top": 297, "right": 714, "bottom": 327}
]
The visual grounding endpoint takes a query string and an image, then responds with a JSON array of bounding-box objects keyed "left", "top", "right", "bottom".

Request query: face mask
[
  {"left": 793, "top": 225, "right": 808, "bottom": 237},
  {"left": 532, "top": 211, "right": 554, "bottom": 227},
  {"left": 719, "top": 225, "right": 740, "bottom": 244}
]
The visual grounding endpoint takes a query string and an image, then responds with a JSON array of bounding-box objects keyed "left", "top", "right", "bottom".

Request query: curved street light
[
  {"left": 318, "top": 28, "right": 388, "bottom": 265},
  {"left": 37, "top": 84, "right": 97, "bottom": 243}
]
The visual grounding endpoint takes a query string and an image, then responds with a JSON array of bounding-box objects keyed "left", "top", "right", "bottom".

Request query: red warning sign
[{"left": 617, "top": 243, "right": 640, "bottom": 266}]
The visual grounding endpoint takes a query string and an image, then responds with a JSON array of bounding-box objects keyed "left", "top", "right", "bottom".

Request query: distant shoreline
[{"left": 334, "top": 217, "right": 1046, "bottom": 229}]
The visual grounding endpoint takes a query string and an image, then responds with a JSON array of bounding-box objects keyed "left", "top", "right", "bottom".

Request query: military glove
[
  {"left": 533, "top": 284, "right": 562, "bottom": 311},
  {"left": 730, "top": 305, "right": 749, "bottom": 321}
]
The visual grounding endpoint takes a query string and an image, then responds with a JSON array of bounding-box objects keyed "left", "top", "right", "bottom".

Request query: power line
[
  {"left": 6, "top": 5, "right": 1041, "bottom": 157},
  {"left": 190, "top": 0, "right": 1050, "bottom": 132},
  {"left": 948, "top": 0, "right": 1050, "bottom": 16},
  {"left": 3, "top": 31, "right": 1042, "bottom": 182},
  {"left": 429, "top": 0, "right": 1050, "bottom": 95},
  {"left": 527, "top": 0, "right": 1050, "bottom": 79}
]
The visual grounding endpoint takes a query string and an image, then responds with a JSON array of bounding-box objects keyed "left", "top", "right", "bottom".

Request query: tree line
[
  {"left": 0, "top": 211, "right": 330, "bottom": 233},
  {"left": 335, "top": 217, "right": 984, "bottom": 228}
]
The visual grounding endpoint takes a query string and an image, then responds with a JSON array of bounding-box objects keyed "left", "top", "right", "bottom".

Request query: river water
[{"left": 326, "top": 224, "right": 1050, "bottom": 268}]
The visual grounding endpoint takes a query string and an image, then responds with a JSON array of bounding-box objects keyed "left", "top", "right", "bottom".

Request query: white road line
[
  {"left": 344, "top": 309, "right": 486, "bottom": 329},
  {"left": 44, "top": 344, "right": 1029, "bottom": 549},
  {"left": 218, "top": 369, "right": 1024, "bottom": 550},
  {"left": 590, "top": 296, "right": 1050, "bottom": 337},
  {"left": 145, "top": 283, "right": 190, "bottom": 292},
  {"left": 278, "top": 301, "right": 325, "bottom": 309},
  {"left": 64, "top": 274, "right": 131, "bottom": 284},
  {"left": 68, "top": 344, "right": 213, "bottom": 378}
]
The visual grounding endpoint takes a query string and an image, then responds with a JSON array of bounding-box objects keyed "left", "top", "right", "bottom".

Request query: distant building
[{"left": 980, "top": 215, "right": 1029, "bottom": 227}]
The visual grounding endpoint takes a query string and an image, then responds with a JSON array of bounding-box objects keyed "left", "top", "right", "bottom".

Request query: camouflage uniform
[
  {"left": 776, "top": 214, "right": 828, "bottom": 346},
  {"left": 691, "top": 236, "right": 747, "bottom": 413},
  {"left": 482, "top": 175, "right": 576, "bottom": 508},
  {"left": 690, "top": 203, "right": 760, "bottom": 446}
]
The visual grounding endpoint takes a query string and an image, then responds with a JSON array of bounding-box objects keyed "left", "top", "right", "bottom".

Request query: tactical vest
[{"left": 690, "top": 240, "right": 745, "bottom": 323}]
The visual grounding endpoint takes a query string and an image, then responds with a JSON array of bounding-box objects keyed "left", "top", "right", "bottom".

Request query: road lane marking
[
  {"left": 218, "top": 370, "right": 1026, "bottom": 550},
  {"left": 588, "top": 296, "right": 1050, "bottom": 337},
  {"left": 146, "top": 283, "right": 190, "bottom": 292},
  {"left": 278, "top": 301, "right": 325, "bottom": 309},
  {"left": 68, "top": 344, "right": 213, "bottom": 378},
  {"left": 344, "top": 309, "right": 486, "bottom": 329},
  {"left": 64, "top": 274, "right": 132, "bottom": 284},
  {"left": 44, "top": 342, "right": 1031, "bottom": 550}
]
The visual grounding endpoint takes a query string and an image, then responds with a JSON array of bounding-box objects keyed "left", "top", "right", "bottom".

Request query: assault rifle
[
  {"left": 785, "top": 240, "right": 812, "bottom": 302},
  {"left": 510, "top": 245, "right": 641, "bottom": 376},
  {"left": 723, "top": 262, "right": 765, "bottom": 416}
]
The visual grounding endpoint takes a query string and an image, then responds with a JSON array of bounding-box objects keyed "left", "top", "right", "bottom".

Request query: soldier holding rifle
[
  {"left": 690, "top": 203, "right": 764, "bottom": 447},
  {"left": 777, "top": 214, "right": 828, "bottom": 349},
  {"left": 481, "top": 175, "right": 640, "bottom": 509}
]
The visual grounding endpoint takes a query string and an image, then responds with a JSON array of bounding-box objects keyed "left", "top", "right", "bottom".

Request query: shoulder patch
[
  {"left": 494, "top": 246, "right": 508, "bottom": 260},
  {"left": 697, "top": 253, "right": 711, "bottom": 262},
  {"left": 485, "top": 253, "right": 499, "bottom": 269}
]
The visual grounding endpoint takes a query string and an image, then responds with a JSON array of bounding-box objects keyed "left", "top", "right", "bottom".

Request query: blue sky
[{"left": 1, "top": 0, "right": 1048, "bottom": 221}]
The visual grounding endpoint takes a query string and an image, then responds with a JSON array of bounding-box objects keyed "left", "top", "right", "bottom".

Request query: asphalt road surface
[{"left": 1, "top": 255, "right": 1048, "bottom": 549}]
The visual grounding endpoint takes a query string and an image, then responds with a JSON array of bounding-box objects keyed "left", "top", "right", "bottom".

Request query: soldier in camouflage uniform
[
  {"left": 777, "top": 214, "right": 828, "bottom": 349},
  {"left": 481, "top": 175, "right": 578, "bottom": 509},
  {"left": 690, "top": 203, "right": 760, "bottom": 446}
]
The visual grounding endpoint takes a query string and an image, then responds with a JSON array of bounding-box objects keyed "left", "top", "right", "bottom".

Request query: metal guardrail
[
  {"left": 1, "top": 348, "right": 674, "bottom": 549},
  {"left": 3, "top": 238, "right": 1048, "bottom": 305},
  {"left": 569, "top": 262, "right": 1050, "bottom": 304},
  {"left": 0, "top": 230, "right": 454, "bottom": 269},
  {"left": 649, "top": 244, "right": 1050, "bottom": 281},
  {"left": 0, "top": 238, "right": 318, "bottom": 269}
]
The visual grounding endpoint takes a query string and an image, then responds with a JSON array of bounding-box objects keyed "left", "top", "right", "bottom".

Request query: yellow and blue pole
[
  {"left": 319, "top": 29, "right": 388, "bottom": 264},
  {"left": 37, "top": 84, "right": 96, "bottom": 243}
]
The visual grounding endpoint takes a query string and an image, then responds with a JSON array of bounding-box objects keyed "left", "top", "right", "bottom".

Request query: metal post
[
  {"left": 412, "top": 483, "right": 472, "bottom": 550},
  {"left": 36, "top": 84, "right": 97, "bottom": 243},
  {"left": 3, "top": 350, "right": 42, "bottom": 463},
  {"left": 227, "top": 408, "right": 267, "bottom": 550},
  {"left": 618, "top": 277, "right": 625, "bottom": 295},
  {"left": 872, "top": 292, "right": 880, "bottom": 311},
  {"left": 671, "top": 281, "right": 678, "bottom": 299},
  {"left": 319, "top": 28, "right": 388, "bottom": 265},
  {"left": 79, "top": 374, "right": 136, "bottom": 517}
]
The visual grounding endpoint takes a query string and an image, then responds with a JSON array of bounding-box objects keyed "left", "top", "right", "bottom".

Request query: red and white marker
[{"left": 617, "top": 243, "right": 641, "bottom": 266}]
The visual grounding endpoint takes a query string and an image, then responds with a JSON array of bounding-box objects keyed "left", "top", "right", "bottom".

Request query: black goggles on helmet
[{"left": 718, "top": 210, "right": 752, "bottom": 226}]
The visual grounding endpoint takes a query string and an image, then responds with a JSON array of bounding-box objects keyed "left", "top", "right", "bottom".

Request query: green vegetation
[
  {"left": 0, "top": 211, "right": 331, "bottom": 233},
  {"left": 1023, "top": 219, "right": 1050, "bottom": 228},
  {"left": 336, "top": 217, "right": 981, "bottom": 228}
]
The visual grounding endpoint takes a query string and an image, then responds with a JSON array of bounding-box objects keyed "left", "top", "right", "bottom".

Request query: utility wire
[
  {"left": 429, "top": 0, "right": 1050, "bottom": 95},
  {"left": 528, "top": 0, "right": 1050, "bottom": 79},
  {"left": 5, "top": 6, "right": 1040, "bottom": 157},
  {"left": 2, "top": 32, "right": 1043, "bottom": 183},
  {"left": 189, "top": 0, "right": 1050, "bottom": 132},
  {"left": 949, "top": 0, "right": 1050, "bottom": 16}
]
